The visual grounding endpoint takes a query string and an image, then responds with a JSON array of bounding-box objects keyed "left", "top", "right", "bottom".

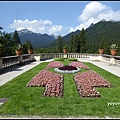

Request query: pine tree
[
  {"left": 99, "top": 37, "right": 105, "bottom": 49},
  {"left": 72, "top": 34, "right": 80, "bottom": 53},
  {"left": 13, "top": 30, "right": 21, "bottom": 45},
  {"left": 56, "top": 35, "right": 63, "bottom": 53},
  {"left": 69, "top": 35, "right": 74, "bottom": 53},
  {"left": 75, "top": 34, "right": 80, "bottom": 53},
  {"left": 79, "top": 28, "right": 86, "bottom": 53},
  {"left": 72, "top": 35, "right": 76, "bottom": 53}
]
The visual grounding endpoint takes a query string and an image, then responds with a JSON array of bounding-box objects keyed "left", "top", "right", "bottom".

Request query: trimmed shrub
[{"left": 68, "top": 58, "right": 78, "bottom": 61}]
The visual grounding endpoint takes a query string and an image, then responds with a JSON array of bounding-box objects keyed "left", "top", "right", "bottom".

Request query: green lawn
[{"left": 0, "top": 60, "right": 120, "bottom": 118}]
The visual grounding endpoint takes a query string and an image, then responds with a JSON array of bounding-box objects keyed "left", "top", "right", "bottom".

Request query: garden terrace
[{"left": 0, "top": 58, "right": 120, "bottom": 118}]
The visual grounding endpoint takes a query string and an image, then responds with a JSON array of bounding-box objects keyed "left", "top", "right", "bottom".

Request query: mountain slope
[
  {"left": 85, "top": 20, "right": 120, "bottom": 52},
  {"left": 54, "top": 20, "right": 120, "bottom": 53},
  {"left": 10, "top": 29, "right": 56, "bottom": 48},
  {"left": 10, "top": 20, "right": 120, "bottom": 53}
]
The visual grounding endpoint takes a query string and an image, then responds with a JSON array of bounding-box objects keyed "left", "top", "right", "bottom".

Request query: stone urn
[
  {"left": 28, "top": 49, "right": 33, "bottom": 54},
  {"left": 63, "top": 49, "right": 67, "bottom": 54},
  {"left": 99, "top": 49, "right": 104, "bottom": 54},
  {"left": 63, "top": 46, "right": 68, "bottom": 54},
  {"left": 110, "top": 49, "right": 118, "bottom": 56},
  {"left": 15, "top": 49, "right": 22, "bottom": 56}
]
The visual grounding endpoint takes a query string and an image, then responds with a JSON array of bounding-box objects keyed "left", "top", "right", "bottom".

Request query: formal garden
[{"left": 0, "top": 58, "right": 120, "bottom": 118}]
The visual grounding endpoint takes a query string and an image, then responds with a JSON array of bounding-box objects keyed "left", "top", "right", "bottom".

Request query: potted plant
[
  {"left": 0, "top": 44, "right": 2, "bottom": 56},
  {"left": 110, "top": 44, "right": 119, "bottom": 56},
  {"left": 28, "top": 43, "right": 33, "bottom": 54},
  {"left": 15, "top": 44, "right": 23, "bottom": 55},
  {"left": 98, "top": 38, "right": 105, "bottom": 54},
  {"left": 63, "top": 46, "right": 68, "bottom": 54}
]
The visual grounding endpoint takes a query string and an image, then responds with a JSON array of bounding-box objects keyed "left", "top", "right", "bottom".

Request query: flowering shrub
[
  {"left": 69, "top": 62, "right": 90, "bottom": 70},
  {"left": 73, "top": 70, "right": 112, "bottom": 97},
  {"left": 26, "top": 69, "right": 63, "bottom": 97},
  {"left": 45, "top": 61, "right": 64, "bottom": 69}
]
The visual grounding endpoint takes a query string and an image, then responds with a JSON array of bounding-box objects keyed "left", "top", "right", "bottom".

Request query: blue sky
[{"left": 0, "top": 1, "right": 120, "bottom": 36}]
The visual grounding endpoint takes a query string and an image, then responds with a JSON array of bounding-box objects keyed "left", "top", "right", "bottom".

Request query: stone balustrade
[
  {"left": 0, "top": 54, "right": 34, "bottom": 69},
  {"left": 0, "top": 53, "right": 120, "bottom": 70}
]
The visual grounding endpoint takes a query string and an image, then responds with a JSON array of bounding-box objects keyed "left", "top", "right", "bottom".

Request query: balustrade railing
[
  {"left": 0, "top": 54, "right": 34, "bottom": 69},
  {"left": 0, "top": 53, "right": 120, "bottom": 70},
  {"left": 2, "top": 56, "right": 19, "bottom": 68}
]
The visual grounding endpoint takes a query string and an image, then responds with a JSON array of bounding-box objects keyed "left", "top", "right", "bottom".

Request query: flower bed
[
  {"left": 26, "top": 61, "right": 112, "bottom": 98},
  {"left": 73, "top": 70, "right": 112, "bottom": 97},
  {"left": 45, "top": 61, "right": 64, "bottom": 69},
  {"left": 69, "top": 62, "right": 90, "bottom": 70},
  {"left": 54, "top": 66, "right": 80, "bottom": 74},
  {"left": 26, "top": 69, "right": 63, "bottom": 97}
]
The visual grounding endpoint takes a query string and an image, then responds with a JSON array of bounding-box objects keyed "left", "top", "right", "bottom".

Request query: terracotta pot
[
  {"left": 28, "top": 49, "right": 33, "bottom": 54},
  {"left": 99, "top": 49, "right": 104, "bottom": 54},
  {"left": 15, "top": 49, "right": 22, "bottom": 56},
  {"left": 63, "top": 49, "right": 67, "bottom": 54},
  {"left": 110, "top": 49, "right": 118, "bottom": 56}
]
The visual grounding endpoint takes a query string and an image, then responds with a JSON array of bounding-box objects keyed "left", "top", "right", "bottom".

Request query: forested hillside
[
  {"left": 51, "top": 20, "right": 120, "bottom": 54},
  {"left": 85, "top": 20, "right": 120, "bottom": 53}
]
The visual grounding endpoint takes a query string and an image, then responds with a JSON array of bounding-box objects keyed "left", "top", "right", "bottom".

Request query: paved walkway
[
  {"left": 0, "top": 59, "right": 54, "bottom": 86},
  {"left": 78, "top": 58, "right": 120, "bottom": 77}
]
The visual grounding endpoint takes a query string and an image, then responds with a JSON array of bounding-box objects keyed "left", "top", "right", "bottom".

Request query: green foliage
[
  {"left": 80, "top": 28, "right": 86, "bottom": 53},
  {"left": 15, "top": 44, "right": 24, "bottom": 50},
  {"left": 54, "top": 58, "right": 64, "bottom": 61},
  {"left": 13, "top": 30, "right": 21, "bottom": 45},
  {"left": 72, "top": 34, "right": 80, "bottom": 53},
  {"left": 85, "top": 21, "right": 120, "bottom": 54},
  {"left": 0, "top": 43, "right": 2, "bottom": 49},
  {"left": 68, "top": 35, "right": 74, "bottom": 53},
  {"left": 110, "top": 44, "right": 119, "bottom": 49},
  {"left": 28, "top": 42, "right": 33, "bottom": 49},
  {"left": 68, "top": 58, "right": 78, "bottom": 61},
  {"left": 63, "top": 46, "right": 67, "bottom": 49},
  {"left": 56, "top": 35, "right": 63, "bottom": 53},
  {"left": 99, "top": 37, "right": 106, "bottom": 49},
  {"left": 0, "top": 32, "right": 15, "bottom": 56}
]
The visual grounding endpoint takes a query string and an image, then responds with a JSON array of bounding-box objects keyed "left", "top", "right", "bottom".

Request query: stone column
[
  {"left": 29, "top": 54, "right": 35, "bottom": 61},
  {"left": 64, "top": 54, "right": 67, "bottom": 58},
  {"left": 110, "top": 57, "right": 116, "bottom": 65},
  {"left": 18, "top": 55, "right": 22, "bottom": 65}
]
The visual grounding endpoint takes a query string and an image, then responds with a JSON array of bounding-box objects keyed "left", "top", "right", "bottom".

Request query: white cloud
[
  {"left": 10, "top": 19, "right": 62, "bottom": 35},
  {"left": 48, "top": 25, "right": 63, "bottom": 35},
  {"left": 69, "top": 1, "right": 120, "bottom": 32}
]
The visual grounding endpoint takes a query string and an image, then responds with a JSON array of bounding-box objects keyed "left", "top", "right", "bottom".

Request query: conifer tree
[
  {"left": 79, "top": 28, "right": 86, "bottom": 53},
  {"left": 72, "top": 34, "right": 80, "bottom": 53},
  {"left": 13, "top": 30, "right": 21, "bottom": 45},
  {"left": 72, "top": 35, "right": 77, "bottom": 53},
  {"left": 75, "top": 34, "right": 80, "bottom": 53},
  {"left": 56, "top": 35, "right": 63, "bottom": 53},
  {"left": 69, "top": 35, "right": 74, "bottom": 53},
  {"left": 99, "top": 37, "right": 105, "bottom": 49}
]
